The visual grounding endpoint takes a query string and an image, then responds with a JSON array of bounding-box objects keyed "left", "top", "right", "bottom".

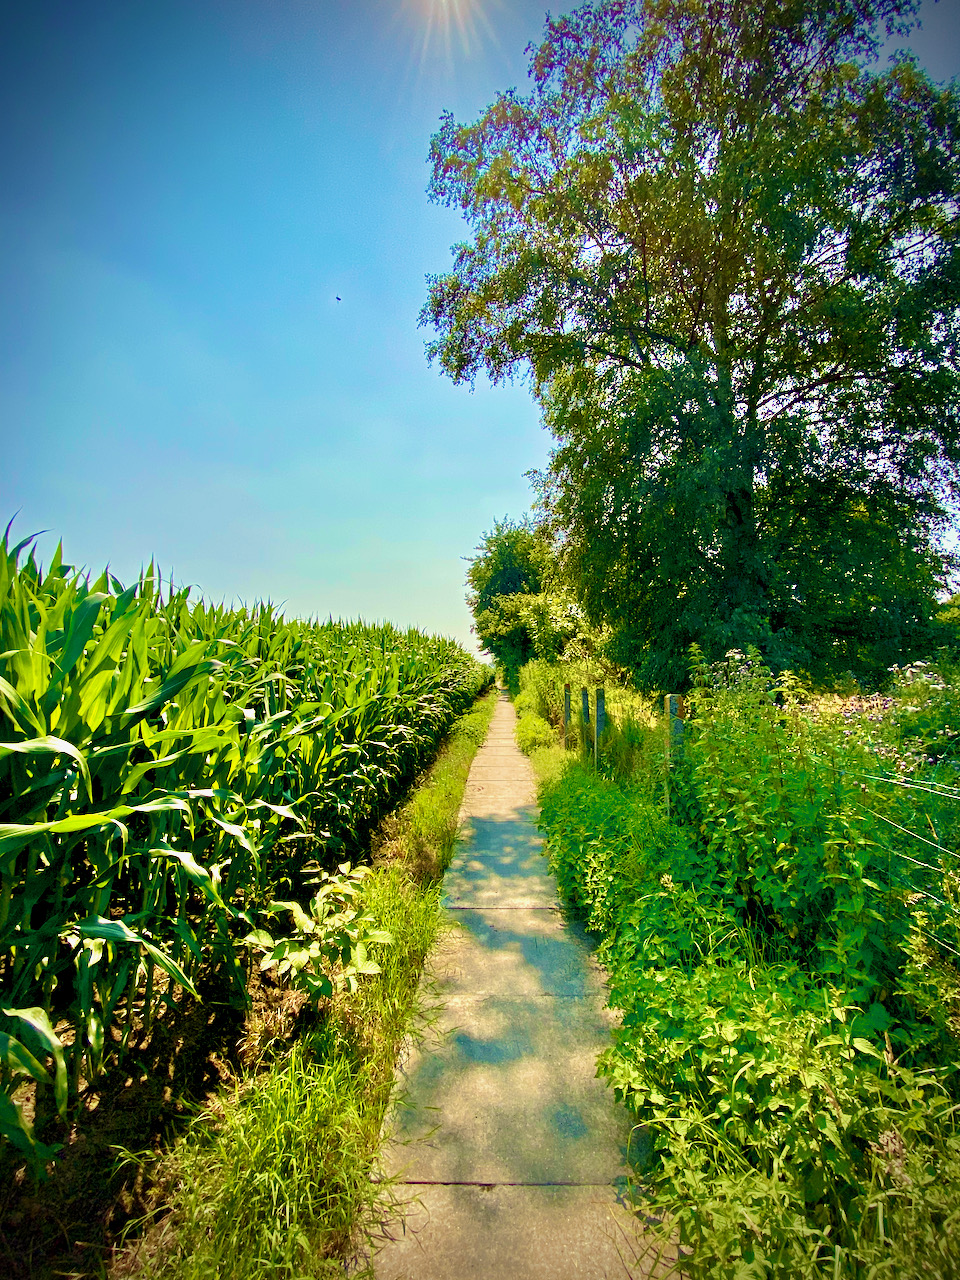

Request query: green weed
[
  {"left": 536, "top": 650, "right": 960, "bottom": 1278},
  {"left": 127, "top": 1038, "right": 371, "bottom": 1280},
  {"left": 516, "top": 711, "right": 555, "bottom": 754}
]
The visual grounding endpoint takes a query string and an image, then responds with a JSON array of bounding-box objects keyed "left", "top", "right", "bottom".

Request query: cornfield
[{"left": 0, "top": 525, "right": 491, "bottom": 1166}]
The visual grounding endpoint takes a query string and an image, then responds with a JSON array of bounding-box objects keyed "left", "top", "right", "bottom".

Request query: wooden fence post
[
  {"left": 664, "top": 693, "right": 685, "bottom": 813},
  {"left": 563, "top": 683, "right": 571, "bottom": 749},
  {"left": 595, "top": 686, "right": 605, "bottom": 762}
]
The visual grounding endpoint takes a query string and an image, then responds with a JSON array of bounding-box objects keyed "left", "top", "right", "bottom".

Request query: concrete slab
[
  {"left": 442, "top": 840, "right": 557, "bottom": 906},
  {"left": 429, "top": 911, "right": 603, "bottom": 998},
  {"left": 387, "top": 1004, "right": 630, "bottom": 1183},
  {"left": 374, "top": 693, "right": 654, "bottom": 1278},
  {"left": 456, "top": 815, "right": 545, "bottom": 851},
  {"left": 443, "top": 883, "right": 558, "bottom": 909},
  {"left": 375, "top": 1185, "right": 676, "bottom": 1280}
]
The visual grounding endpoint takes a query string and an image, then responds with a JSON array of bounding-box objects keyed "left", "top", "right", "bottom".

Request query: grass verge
[{"left": 114, "top": 686, "right": 499, "bottom": 1280}]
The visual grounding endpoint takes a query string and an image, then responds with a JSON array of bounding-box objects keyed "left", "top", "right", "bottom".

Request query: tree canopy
[
  {"left": 426, "top": 0, "right": 960, "bottom": 687},
  {"left": 465, "top": 518, "right": 554, "bottom": 681}
]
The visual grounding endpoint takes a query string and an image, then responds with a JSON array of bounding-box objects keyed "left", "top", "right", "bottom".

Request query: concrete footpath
[{"left": 374, "top": 693, "right": 668, "bottom": 1280}]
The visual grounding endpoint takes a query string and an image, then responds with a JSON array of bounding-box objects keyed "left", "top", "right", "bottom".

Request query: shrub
[
  {"left": 515, "top": 712, "right": 556, "bottom": 755},
  {"left": 535, "top": 647, "right": 960, "bottom": 1277}
]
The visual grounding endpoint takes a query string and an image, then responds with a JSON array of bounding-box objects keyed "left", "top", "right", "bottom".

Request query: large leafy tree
[
  {"left": 466, "top": 517, "right": 590, "bottom": 683},
  {"left": 424, "top": 0, "right": 960, "bottom": 687},
  {"left": 465, "top": 518, "right": 552, "bottom": 680}
]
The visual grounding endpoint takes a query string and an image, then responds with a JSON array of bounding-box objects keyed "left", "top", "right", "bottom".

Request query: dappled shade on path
[{"left": 375, "top": 694, "right": 674, "bottom": 1279}]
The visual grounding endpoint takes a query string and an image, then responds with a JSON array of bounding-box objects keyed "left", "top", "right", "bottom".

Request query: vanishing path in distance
[{"left": 375, "top": 691, "right": 669, "bottom": 1279}]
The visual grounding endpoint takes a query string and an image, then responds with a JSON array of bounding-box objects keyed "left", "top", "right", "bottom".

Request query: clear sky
[{"left": 2, "top": 0, "right": 959, "bottom": 651}]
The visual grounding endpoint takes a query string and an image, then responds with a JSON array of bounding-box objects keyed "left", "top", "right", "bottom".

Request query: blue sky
[{"left": 2, "top": 1, "right": 959, "bottom": 650}]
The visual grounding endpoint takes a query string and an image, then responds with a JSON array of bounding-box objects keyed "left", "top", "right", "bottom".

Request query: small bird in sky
[{"left": 336, "top": 295, "right": 341, "bottom": 302}]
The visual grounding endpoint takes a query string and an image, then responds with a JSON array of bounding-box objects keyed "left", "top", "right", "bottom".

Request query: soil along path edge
[{"left": 374, "top": 692, "right": 668, "bottom": 1279}]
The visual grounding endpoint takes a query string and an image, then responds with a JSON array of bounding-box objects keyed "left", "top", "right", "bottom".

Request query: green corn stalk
[{"left": 0, "top": 521, "right": 492, "bottom": 1168}]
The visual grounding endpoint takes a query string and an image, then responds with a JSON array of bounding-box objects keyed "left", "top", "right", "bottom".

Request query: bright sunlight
[{"left": 404, "top": 0, "right": 502, "bottom": 72}]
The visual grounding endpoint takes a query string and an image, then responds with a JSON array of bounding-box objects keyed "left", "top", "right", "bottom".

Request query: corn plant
[{"left": 0, "top": 523, "right": 491, "bottom": 1169}]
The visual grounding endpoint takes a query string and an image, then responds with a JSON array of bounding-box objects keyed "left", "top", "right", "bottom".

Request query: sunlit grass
[
  {"left": 117, "top": 688, "right": 498, "bottom": 1278},
  {"left": 127, "top": 1039, "right": 371, "bottom": 1279}
]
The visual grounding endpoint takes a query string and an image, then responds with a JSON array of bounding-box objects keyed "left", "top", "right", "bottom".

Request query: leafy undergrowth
[
  {"left": 110, "top": 685, "right": 498, "bottom": 1280},
  {"left": 0, "top": 687, "right": 496, "bottom": 1280},
  {"left": 533, "top": 652, "right": 960, "bottom": 1279}
]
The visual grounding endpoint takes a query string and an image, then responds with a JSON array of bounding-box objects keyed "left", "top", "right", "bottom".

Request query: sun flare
[{"left": 405, "top": 0, "right": 502, "bottom": 72}]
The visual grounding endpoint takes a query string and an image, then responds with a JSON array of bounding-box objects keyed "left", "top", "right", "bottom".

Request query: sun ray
[{"left": 402, "top": 0, "right": 506, "bottom": 81}]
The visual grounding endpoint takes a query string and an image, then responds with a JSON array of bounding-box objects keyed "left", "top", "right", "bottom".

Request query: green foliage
[
  {"left": 538, "top": 764, "right": 667, "bottom": 935},
  {"left": 465, "top": 517, "right": 549, "bottom": 614},
  {"left": 933, "top": 594, "right": 960, "bottom": 653},
  {"left": 125, "top": 689, "right": 497, "bottom": 1279},
  {"left": 245, "top": 864, "right": 392, "bottom": 1005},
  {"left": 0, "top": 524, "right": 493, "bottom": 1170},
  {"left": 515, "top": 590, "right": 585, "bottom": 666},
  {"left": 0, "top": 1005, "right": 68, "bottom": 1168},
  {"left": 465, "top": 517, "right": 548, "bottom": 684},
  {"left": 465, "top": 518, "right": 597, "bottom": 689},
  {"left": 470, "top": 592, "right": 538, "bottom": 690},
  {"left": 889, "top": 659, "right": 960, "bottom": 768},
  {"left": 536, "top": 651, "right": 960, "bottom": 1276},
  {"left": 601, "top": 957, "right": 960, "bottom": 1280},
  {"left": 515, "top": 661, "right": 565, "bottom": 725},
  {"left": 515, "top": 712, "right": 556, "bottom": 755},
  {"left": 674, "top": 653, "right": 910, "bottom": 1007},
  {"left": 515, "top": 657, "right": 660, "bottom": 778},
  {"left": 514, "top": 664, "right": 561, "bottom": 755},
  {"left": 427, "top": 0, "right": 960, "bottom": 688}
]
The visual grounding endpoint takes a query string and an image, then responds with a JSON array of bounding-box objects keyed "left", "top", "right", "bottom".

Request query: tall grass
[
  {"left": 513, "top": 656, "right": 664, "bottom": 785},
  {"left": 0, "top": 525, "right": 492, "bottom": 1168},
  {"left": 130, "top": 1041, "right": 370, "bottom": 1279},
  {"left": 118, "top": 688, "right": 499, "bottom": 1279}
]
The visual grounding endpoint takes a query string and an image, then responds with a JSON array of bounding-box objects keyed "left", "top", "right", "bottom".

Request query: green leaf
[
  {"left": 0, "top": 735, "right": 92, "bottom": 802},
  {"left": 0, "top": 675, "right": 44, "bottom": 737},
  {"left": 74, "top": 917, "right": 198, "bottom": 999},
  {"left": 0, "top": 1090, "right": 61, "bottom": 1164},
  {"left": 0, "top": 795, "right": 190, "bottom": 864},
  {"left": 0, "top": 1030, "right": 50, "bottom": 1084},
  {"left": 208, "top": 814, "right": 258, "bottom": 859},
  {"left": 851, "top": 1037, "right": 883, "bottom": 1058},
  {"left": 86, "top": 1012, "right": 104, "bottom": 1060},
  {"left": 140, "top": 940, "right": 198, "bottom": 997},
  {"left": 76, "top": 917, "right": 143, "bottom": 945},
  {"left": 122, "top": 653, "right": 222, "bottom": 719},
  {"left": 56, "top": 592, "right": 108, "bottom": 682},
  {"left": 243, "top": 929, "right": 275, "bottom": 949},
  {"left": 268, "top": 900, "right": 315, "bottom": 934},
  {"left": 0, "top": 1007, "right": 68, "bottom": 1119},
  {"left": 148, "top": 846, "right": 227, "bottom": 910}
]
